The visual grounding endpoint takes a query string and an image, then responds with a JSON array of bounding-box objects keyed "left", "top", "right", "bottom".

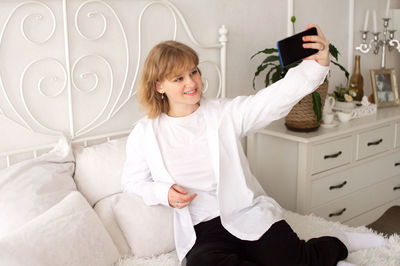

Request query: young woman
[{"left": 121, "top": 25, "right": 386, "bottom": 265}]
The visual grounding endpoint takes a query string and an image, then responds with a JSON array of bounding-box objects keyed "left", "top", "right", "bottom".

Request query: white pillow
[
  {"left": 73, "top": 137, "right": 127, "bottom": 206},
  {"left": 0, "top": 191, "right": 120, "bottom": 266},
  {"left": 113, "top": 193, "right": 175, "bottom": 258},
  {"left": 94, "top": 194, "right": 131, "bottom": 255},
  {"left": 0, "top": 137, "right": 76, "bottom": 237}
]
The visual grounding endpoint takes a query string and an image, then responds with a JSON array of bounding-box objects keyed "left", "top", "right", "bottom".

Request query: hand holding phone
[{"left": 277, "top": 27, "right": 319, "bottom": 67}]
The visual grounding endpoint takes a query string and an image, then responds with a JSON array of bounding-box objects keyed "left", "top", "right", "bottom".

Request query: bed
[{"left": 0, "top": 1, "right": 399, "bottom": 265}]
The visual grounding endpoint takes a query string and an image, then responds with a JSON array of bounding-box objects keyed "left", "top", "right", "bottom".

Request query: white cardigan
[{"left": 121, "top": 60, "right": 329, "bottom": 262}]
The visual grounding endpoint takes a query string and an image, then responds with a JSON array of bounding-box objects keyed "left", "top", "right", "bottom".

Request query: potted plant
[{"left": 251, "top": 16, "right": 349, "bottom": 131}]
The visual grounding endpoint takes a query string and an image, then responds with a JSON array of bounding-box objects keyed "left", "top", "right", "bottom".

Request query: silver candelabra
[{"left": 356, "top": 18, "right": 400, "bottom": 69}]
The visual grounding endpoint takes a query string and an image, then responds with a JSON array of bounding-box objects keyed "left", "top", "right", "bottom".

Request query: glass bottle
[{"left": 349, "top": 55, "right": 363, "bottom": 101}]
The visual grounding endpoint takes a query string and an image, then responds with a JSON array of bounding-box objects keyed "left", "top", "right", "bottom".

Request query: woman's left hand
[{"left": 302, "top": 24, "right": 330, "bottom": 66}]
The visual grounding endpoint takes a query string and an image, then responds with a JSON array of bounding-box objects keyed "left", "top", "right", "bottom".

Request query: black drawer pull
[
  {"left": 367, "top": 139, "right": 383, "bottom": 146},
  {"left": 395, "top": 162, "right": 400, "bottom": 167},
  {"left": 329, "top": 181, "right": 347, "bottom": 190},
  {"left": 329, "top": 208, "right": 346, "bottom": 217},
  {"left": 394, "top": 186, "right": 400, "bottom": 191},
  {"left": 324, "top": 151, "right": 342, "bottom": 160}
]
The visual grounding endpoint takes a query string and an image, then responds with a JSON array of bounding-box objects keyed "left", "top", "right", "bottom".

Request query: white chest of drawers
[{"left": 247, "top": 107, "right": 400, "bottom": 226}]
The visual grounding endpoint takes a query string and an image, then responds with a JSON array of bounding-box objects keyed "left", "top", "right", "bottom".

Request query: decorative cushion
[
  {"left": 113, "top": 193, "right": 175, "bottom": 258},
  {"left": 94, "top": 194, "right": 131, "bottom": 255},
  {"left": 0, "top": 137, "right": 76, "bottom": 237},
  {"left": 73, "top": 137, "right": 127, "bottom": 206},
  {"left": 0, "top": 191, "right": 120, "bottom": 266},
  {"left": 73, "top": 136, "right": 175, "bottom": 258}
]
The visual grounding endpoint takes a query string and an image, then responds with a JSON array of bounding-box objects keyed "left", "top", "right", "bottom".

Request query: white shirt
[
  {"left": 156, "top": 109, "right": 220, "bottom": 225},
  {"left": 121, "top": 60, "right": 330, "bottom": 263}
]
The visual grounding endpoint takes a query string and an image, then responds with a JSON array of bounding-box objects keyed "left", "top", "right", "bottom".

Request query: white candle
[
  {"left": 389, "top": 10, "right": 394, "bottom": 30},
  {"left": 373, "top": 9, "right": 378, "bottom": 33},
  {"left": 363, "top": 9, "right": 370, "bottom": 31},
  {"left": 385, "top": 0, "right": 391, "bottom": 18}
]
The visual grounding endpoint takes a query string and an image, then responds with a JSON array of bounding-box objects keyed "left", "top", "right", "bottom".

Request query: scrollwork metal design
[
  {"left": 71, "top": 54, "right": 113, "bottom": 136},
  {"left": 0, "top": 1, "right": 57, "bottom": 132},
  {"left": 75, "top": 1, "right": 107, "bottom": 41},
  {"left": 0, "top": 0, "right": 226, "bottom": 139},
  {"left": 20, "top": 58, "right": 67, "bottom": 134},
  {"left": 21, "top": 7, "right": 56, "bottom": 44},
  {"left": 199, "top": 60, "right": 222, "bottom": 97},
  {"left": 389, "top": 39, "right": 400, "bottom": 53}
]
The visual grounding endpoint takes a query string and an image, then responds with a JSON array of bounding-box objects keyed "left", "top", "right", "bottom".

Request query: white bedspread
[{"left": 115, "top": 210, "right": 400, "bottom": 266}]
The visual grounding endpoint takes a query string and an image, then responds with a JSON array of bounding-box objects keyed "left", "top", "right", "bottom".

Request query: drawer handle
[
  {"left": 395, "top": 162, "right": 400, "bottom": 167},
  {"left": 324, "top": 151, "right": 342, "bottom": 159},
  {"left": 329, "top": 208, "right": 346, "bottom": 218},
  {"left": 329, "top": 181, "right": 347, "bottom": 190},
  {"left": 394, "top": 186, "right": 400, "bottom": 191},
  {"left": 367, "top": 138, "right": 383, "bottom": 146}
]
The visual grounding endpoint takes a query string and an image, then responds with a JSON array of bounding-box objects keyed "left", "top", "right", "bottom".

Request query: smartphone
[{"left": 277, "top": 27, "right": 318, "bottom": 67}]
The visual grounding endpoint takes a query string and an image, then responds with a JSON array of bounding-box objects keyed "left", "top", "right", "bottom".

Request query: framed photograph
[{"left": 370, "top": 68, "right": 399, "bottom": 107}]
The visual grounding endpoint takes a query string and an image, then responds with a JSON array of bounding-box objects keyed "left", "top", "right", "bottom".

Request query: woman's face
[{"left": 157, "top": 65, "right": 202, "bottom": 117}]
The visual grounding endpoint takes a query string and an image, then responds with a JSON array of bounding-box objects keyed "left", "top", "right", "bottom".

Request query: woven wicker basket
[{"left": 285, "top": 81, "right": 329, "bottom": 132}]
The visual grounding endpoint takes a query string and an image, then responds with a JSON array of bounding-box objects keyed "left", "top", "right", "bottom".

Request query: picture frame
[{"left": 370, "top": 68, "right": 399, "bottom": 107}]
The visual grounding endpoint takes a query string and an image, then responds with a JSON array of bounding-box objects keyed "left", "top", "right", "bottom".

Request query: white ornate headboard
[{"left": 0, "top": 0, "right": 227, "bottom": 168}]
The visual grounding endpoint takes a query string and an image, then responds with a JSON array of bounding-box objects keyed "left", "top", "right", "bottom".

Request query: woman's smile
[{"left": 184, "top": 88, "right": 198, "bottom": 96}]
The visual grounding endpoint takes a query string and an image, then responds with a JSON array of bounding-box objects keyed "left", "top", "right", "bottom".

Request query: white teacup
[
  {"left": 337, "top": 110, "right": 357, "bottom": 122},
  {"left": 322, "top": 112, "right": 334, "bottom": 124}
]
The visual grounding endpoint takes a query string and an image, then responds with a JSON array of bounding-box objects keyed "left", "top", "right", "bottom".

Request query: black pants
[{"left": 186, "top": 217, "right": 348, "bottom": 266}]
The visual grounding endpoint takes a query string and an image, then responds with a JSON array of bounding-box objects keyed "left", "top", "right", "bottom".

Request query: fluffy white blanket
[{"left": 115, "top": 210, "right": 400, "bottom": 266}]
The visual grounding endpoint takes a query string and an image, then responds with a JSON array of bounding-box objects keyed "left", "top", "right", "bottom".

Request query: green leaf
[
  {"left": 264, "top": 68, "right": 273, "bottom": 87},
  {"left": 271, "top": 66, "right": 282, "bottom": 84},
  {"left": 253, "top": 63, "right": 275, "bottom": 89},
  {"left": 250, "top": 48, "right": 278, "bottom": 60},
  {"left": 253, "top": 65, "right": 267, "bottom": 89},
  {"left": 262, "top": 55, "right": 280, "bottom": 64},
  {"left": 329, "top": 44, "right": 340, "bottom": 62},
  {"left": 264, "top": 64, "right": 280, "bottom": 87},
  {"left": 254, "top": 63, "right": 269, "bottom": 77},
  {"left": 331, "top": 60, "right": 349, "bottom": 81},
  {"left": 312, "top": 91, "right": 322, "bottom": 123}
]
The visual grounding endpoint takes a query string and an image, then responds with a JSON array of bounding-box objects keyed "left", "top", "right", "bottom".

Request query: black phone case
[{"left": 277, "top": 27, "right": 318, "bottom": 67}]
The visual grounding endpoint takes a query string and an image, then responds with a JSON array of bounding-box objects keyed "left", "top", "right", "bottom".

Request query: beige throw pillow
[
  {"left": 0, "top": 191, "right": 120, "bottom": 266},
  {"left": 94, "top": 194, "right": 131, "bottom": 255},
  {"left": 73, "top": 137, "right": 127, "bottom": 206},
  {"left": 113, "top": 193, "right": 175, "bottom": 258},
  {"left": 0, "top": 137, "right": 76, "bottom": 237}
]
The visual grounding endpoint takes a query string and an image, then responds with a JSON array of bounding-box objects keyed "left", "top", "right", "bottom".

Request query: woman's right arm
[{"left": 121, "top": 125, "right": 172, "bottom": 207}]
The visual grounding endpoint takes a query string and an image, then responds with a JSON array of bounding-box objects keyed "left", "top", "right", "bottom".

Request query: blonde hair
[{"left": 137, "top": 40, "right": 200, "bottom": 118}]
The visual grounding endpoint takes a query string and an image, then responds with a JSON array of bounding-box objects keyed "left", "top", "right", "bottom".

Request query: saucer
[
  {"left": 320, "top": 121, "right": 339, "bottom": 128},
  {"left": 332, "top": 106, "right": 355, "bottom": 112}
]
